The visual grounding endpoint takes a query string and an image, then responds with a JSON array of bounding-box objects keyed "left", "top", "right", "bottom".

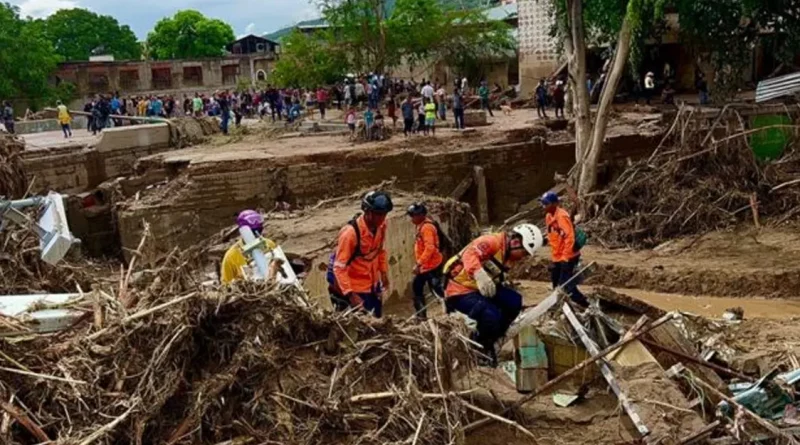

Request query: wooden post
[
  {"left": 562, "top": 303, "right": 651, "bottom": 438},
  {"left": 473, "top": 166, "right": 489, "bottom": 225}
]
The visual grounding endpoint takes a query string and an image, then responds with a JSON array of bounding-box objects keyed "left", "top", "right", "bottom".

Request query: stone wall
[{"left": 518, "top": 0, "right": 562, "bottom": 95}]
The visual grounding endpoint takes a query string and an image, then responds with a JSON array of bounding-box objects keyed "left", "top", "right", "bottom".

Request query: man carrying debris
[
  {"left": 221, "top": 210, "right": 278, "bottom": 284},
  {"left": 407, "top": 203, "right": 445, "bottom": 319},
  {"left": 328, "top": 191, "right": 393, "bottom": 317},
  {"left": 443, "top": 224, "right": 543, "bottom": 365},
  {"left": 540, "top": 191, "right": 589, "bottom": 307}
]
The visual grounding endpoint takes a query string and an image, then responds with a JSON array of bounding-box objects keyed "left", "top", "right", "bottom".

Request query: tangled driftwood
[
  {"left": 587, "top": 113, "right": 800, "bottom": 248},
  {"left": 0, "top": 134, "right": 27, "bottom": 200},
  {"left": 0, "top": 239, "right": 476, "bottom": 444}
]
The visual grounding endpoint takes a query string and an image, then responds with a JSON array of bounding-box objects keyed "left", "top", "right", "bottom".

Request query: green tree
[
  {"left": 38, "top": 8, "right": 141, "bottom": 61},
  {"left": 146, "top": 10, "right": 235, "bottom": 60},
  {"left": 272, "top": 29, "right": 347, "bottom": 88},
  {"left": 0, "top": 3, "right": 61, "bottom": 108},
  {"left": 314, "top": 0, "right": 514, "bottom": 75}
]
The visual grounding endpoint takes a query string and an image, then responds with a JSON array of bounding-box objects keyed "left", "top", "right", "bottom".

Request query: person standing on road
[
  {"left": 540, "top": 191, "right": 588, "bottom": 307},
  {"left": 535, "top": 79, "right": 549, "bottom": 119},
  {"left": 443, "top": 224, "right": 543, "bottom": 366},
  {"left": 478, "top": 81, "right": 494, "bottom": 117},
  {"left": 407, "top": 203, "right": 444, "bottom": 320},
  {"left": 317, "top": 87, "right": 329, "bottom": 120},
  {"left": 2, "top": 101, "right": 14, "bottom": 134},
  {"left": 644, "top": 72, "right": 655, "bottom": 105},
  {"left": 401, "top": 96, "right": 415, "bottom": 137},
  {"left": 421, "top": 81, "right": 434, "bottom": 103},
  {"left": 424, "top": 98, "right": 436, "bottom": 136},
  {"left": 192, "top": 93, "right": 203, "bottom": 117},
  {"left": 56, "top": 100, "right": 72, "bottom": 138},
  {"left": 435, "top": 85, "right": 447, "bottom": 120},
  {"left": 345, "top": 107, "right": 357, "bottom": 140},
  {"left": 452, "top": 87, "right": 465, "bottom": 130},
  {"left": 553, "top": 80, "right": 565, "bottom": 119},
  {"left": 328, "top": 191, "right": 393, "bottom": 317},
  {"left": 218, "top": 92, "right": 230, "bottom": 134}
]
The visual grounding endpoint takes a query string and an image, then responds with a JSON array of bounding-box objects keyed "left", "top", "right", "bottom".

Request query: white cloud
[
  {"left": 244, "top": 22, "right": 255, "bottom": 35},
  {"left": 15, "top": 0, "right": 81, "bottom": 18}
]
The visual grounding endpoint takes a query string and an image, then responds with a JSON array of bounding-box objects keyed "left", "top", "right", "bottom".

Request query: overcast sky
[{"left": 10, "top": 0, "right": 320, "bottom": 38}]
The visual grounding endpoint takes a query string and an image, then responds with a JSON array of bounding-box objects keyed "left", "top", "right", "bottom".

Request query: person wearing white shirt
[{"left": 421, "top": 82, "right": 434, "bottom": 100}]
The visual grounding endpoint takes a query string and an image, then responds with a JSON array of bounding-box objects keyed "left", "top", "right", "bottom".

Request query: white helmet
[{"left": 512, "top": 224, "right": 544, "bottom": 256}]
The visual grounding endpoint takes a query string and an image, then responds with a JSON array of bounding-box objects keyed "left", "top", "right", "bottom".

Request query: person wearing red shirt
[
  {"left": 407, "top": 203, "right": 444, "bottom": 319},
  {"left": 316, "top": 88, "right": 329, "bottom": 120}
]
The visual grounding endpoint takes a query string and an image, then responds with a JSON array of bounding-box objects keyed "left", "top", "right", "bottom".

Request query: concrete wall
[
  {"left": 518, "top": 0, "right": 562, "bottom": 95},
  {"left": 22, "top": 123, "right": 172, "bottom": 193},
  {"left": 117, "top": 131, "right": 662, "bottom": 256},
  {"left": 93, "top": 123, "right": 171, "bottom": 179},
  {"left": 15, "top": 117, "right": 88, "bottom": 134}
]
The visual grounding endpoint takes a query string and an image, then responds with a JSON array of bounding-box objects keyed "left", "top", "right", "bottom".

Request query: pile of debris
[
  {"left": 0, "top": 243, "right": 476, "bottom": 444},
  {"left": 0, "top": 134, "right": 27, "bottom": 199},
  {"left": 587, "top": 115, "right": 800, "bottom": 248},
  {"left": 487, "top": 285, "right": 800, "bottom": 444},
  {"left": 168, "top": 116, "right": 221, "bottom": 148}
]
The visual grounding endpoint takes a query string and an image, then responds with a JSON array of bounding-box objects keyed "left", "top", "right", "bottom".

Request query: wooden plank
[
  {"left": 450, "top": 175, "right": 474, "bottom": 200},
  {"left": 473, "top": 166, "right": 489, "bottom": 225},
  {"left": 562, "top": 303, "right": 651, "bottom": 438},
  {"left": 501, "top": 290, "right": 560, "bottom": 348},
  {"left": 593, "top": 287, "right": 728, "bottom": 392},
  {"left": 610, "top": 318, "right": 661, "bottom": 368}
]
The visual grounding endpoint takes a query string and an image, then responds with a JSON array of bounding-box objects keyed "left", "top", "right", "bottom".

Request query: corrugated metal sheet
[{"left": 756, "top": 72, "right": 800, "bottom": 103}]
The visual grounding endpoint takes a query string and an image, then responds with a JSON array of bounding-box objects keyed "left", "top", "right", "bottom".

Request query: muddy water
[{"left": 518, "top": 281, "right": 800, "bottom": 320}]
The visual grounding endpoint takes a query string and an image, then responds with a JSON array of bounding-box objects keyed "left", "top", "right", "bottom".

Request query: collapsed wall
[{"left": 117, "top": 132, "right": 663, "bottom": 258}]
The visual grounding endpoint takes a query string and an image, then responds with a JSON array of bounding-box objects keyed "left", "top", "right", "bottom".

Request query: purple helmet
[{"left": 237, "top": 210, "right": 263, "bottom": 233}]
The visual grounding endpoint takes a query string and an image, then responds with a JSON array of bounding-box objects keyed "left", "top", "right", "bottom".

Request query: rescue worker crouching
[
  {"left": 328, "top": 191, "right": 393, "bottom": 318},
  {"left": 407, "top": 202, "right": 444, "bottom": 320},
  {"left": 221, "top": 210, "right": 278, "bottom": 284},
  {"left": 443, "top": 224, "right": 544, "bottom": 366},
  {"left": 540, "top": 191, "right": 589, "bottom": 307}
]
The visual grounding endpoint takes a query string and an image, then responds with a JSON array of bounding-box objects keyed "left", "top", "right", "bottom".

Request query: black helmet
[
  {"left": 362, "top": 191, "right": 394, "bottom": 213},
  {"left": 406, "top": 202, "right": 427, "bottom": 216}
]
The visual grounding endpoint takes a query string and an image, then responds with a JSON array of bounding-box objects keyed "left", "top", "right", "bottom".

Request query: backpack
[
  {"left": 574, "top": 226, "right": 588, "bottom": 252},
  {"left": 326, "top": 218, "right": 363, "bottom": 288},
  {"left": 423, "top": 219, "right": 454, "bottom": 258}
]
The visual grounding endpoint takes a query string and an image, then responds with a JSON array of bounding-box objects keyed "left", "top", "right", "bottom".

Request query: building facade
[
  {"left": 517, "top": 0, "right": 561, "bottom": 95},
  {"left": 56, "top": 48, "right": 277, "bottom": 102}
]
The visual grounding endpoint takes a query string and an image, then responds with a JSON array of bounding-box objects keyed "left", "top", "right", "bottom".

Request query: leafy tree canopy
[
  {"left": 283, "top": 0, "right": 514, "bottom": 81},
  {"left": 0, "top": 3, "right": 62, "bottom": 107},
  {"left": 272, "top": 29, "right": 348, "bottom": 88},
  {"left": 37, "top": 8, "right": 141, "bottom": 61},
  {"left": 146, "top": 10, "right": 235, "bottom": 60}
]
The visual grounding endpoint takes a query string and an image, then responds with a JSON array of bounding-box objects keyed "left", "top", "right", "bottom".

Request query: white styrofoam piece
[{"left": 0, "top": 293, "right": 82, "bottom": 333}]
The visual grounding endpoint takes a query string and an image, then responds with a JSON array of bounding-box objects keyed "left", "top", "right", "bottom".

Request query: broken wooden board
[
  {"left": 563, "top": 303, "right": 651, "bottom": 438},
  {"left": 473, "top": 166, "right": 489, "bottom": 225},
  {"left": 593, "top": 287, "right": 728, "bottom": 393},
  {"left": 450, "top": 175, "right": 474, "bottom": 200},
  {"left": 609, "top": 316, "right": 661, "bottom": 368},
  {"left": 502, "top": 290, "right": 560, "bottom": 348}
]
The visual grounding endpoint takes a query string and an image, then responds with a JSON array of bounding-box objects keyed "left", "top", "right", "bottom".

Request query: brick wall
[
  {"left": 118, "top": 132, "right": 663, "bottom": 256},
  {"left": 22, "top": 147, "right": 102, "bottom": 194}
]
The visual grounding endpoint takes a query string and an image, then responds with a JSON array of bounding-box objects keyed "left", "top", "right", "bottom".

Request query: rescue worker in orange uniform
[
  {"left": 443, "top": 224, "right": 543, "bottom": 365},
  {"left": 540, "top": 191, "right": 588, "bottom": 307},
  {"left": 329, "top": 191, "right": 393, "bottom": 317},
  {"left": 407, "top": 203, "right": 444, "bottom": 319}
]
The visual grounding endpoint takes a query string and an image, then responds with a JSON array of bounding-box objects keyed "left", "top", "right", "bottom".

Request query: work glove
[{"left": 474, "top": 268, "right": 496, "bottom": 298}]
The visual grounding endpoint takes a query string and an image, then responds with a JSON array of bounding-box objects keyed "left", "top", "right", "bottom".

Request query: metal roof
[{"left": 756, "top": 72, "right": 800, "bottom": 103}]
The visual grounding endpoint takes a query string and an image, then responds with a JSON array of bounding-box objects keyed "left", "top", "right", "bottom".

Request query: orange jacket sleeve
[
  {"left": 418, "top": 224, "right": 438, "bottom": 267},
  {"left": 378, "top": 224, "right": 389, "bottom": 274},
  {"left": 462, "top": 234, "right": 501, "bottom": 277},
  {"left": 333, "top": 225, "right": 357, "bottom": 295},
  {"left": 555, "top": 210, "right": 575, "bottom": 261}
]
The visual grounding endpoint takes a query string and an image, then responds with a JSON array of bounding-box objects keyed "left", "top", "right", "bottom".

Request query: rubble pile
[
  {"left": 587, "top": 122, "right": 800, "bottom": 248},
  {"left": 0, "top": 134, "right": 28, "bottom": 199},
  {"left": 168, "top": 116, "right": 221, "bottom": 148},
  {"left": 0, "top": 244, "right": 476, "bottom": 444}
]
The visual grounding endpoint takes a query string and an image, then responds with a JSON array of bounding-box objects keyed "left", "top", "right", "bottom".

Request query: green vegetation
[
  {"left": 35, "top": 8, "right": 141, "bottom": 61},
  {"left": 146, "top": 10, "right": 235, "bottom": 60},
  {"left": 0, "top": 3, "right": 62, "bottom": 108}
]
